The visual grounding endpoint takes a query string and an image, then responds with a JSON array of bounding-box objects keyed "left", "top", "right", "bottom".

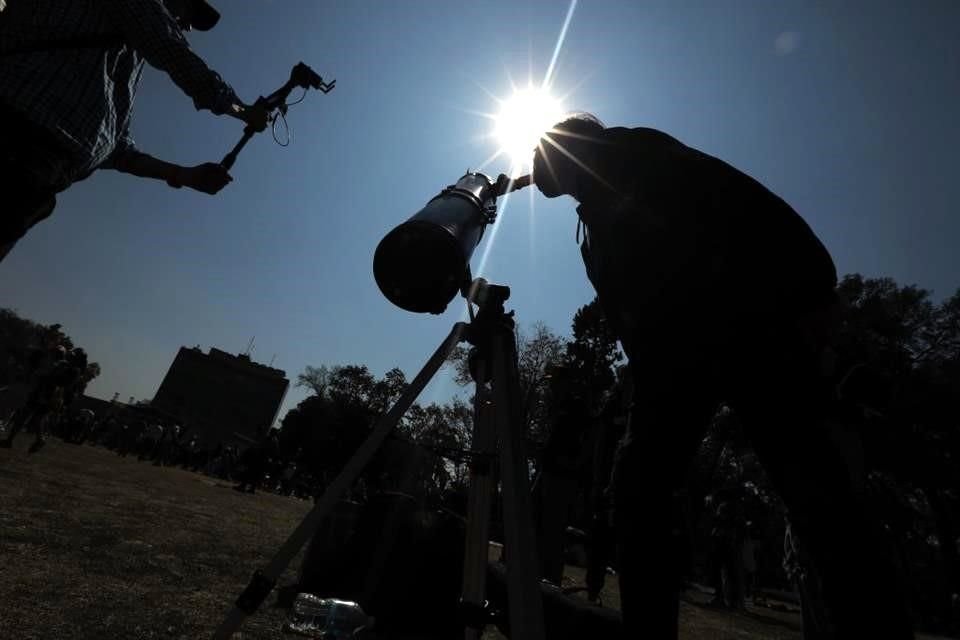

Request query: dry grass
[
  {"left": 0, "top": 439, "right": 951, "bottom": 639},
  {"left": 0, "top": 438, "right": 309, "bottom": 639},
  {"left": 560, "top": 563, "right": 807, "bottom": 640}
]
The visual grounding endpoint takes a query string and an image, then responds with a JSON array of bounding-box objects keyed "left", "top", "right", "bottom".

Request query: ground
[{"left": 0, "top": 439, "right": 952, "bottom": 639}]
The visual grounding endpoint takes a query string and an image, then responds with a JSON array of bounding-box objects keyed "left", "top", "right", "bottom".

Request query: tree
[
  {"left": 835, "top": 275, "right": 937, "bottom": 382},
  {"left": 559, "top": 296, "right": 622, "bottom": 415},
  {"left": 283, "top": 365, "right": 385, "bottom": 474},
  {"left": 369, "top": 367, "right": 407, "bottom": 414},
  {"left": 296, "top": 365, "right": 332, "bottom": 398},
  {"left": 399, "top": 398, "right": 473, "bottom": 497},
  {"left": 328, "top": 365, "right": 376, "bottom": 408},
  {"left": 0, "top": 308, "right": 97, "bottom": 393},
  {"left": 517, "top": 322, "right": 566, "bottom": 445},
  {"left": 281, "top": 364, "right": 423, "bottom": 493},
  {"left": 85, "top": 362, "right": 101, "bottom": 384},
  {"left": 832, "top": 275, "right": 960, "bottom": 625},
  {"left": 448, "top": 321, "right": 565, "bottom": 445}
]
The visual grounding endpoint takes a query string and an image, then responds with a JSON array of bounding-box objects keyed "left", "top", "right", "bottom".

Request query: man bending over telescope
[{"left": 531, "top": 113, "right": 912, "bottom": 639}]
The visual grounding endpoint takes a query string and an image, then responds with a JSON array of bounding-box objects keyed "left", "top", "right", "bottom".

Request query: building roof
[{"left": 183, "top": 346, "right": 287, "bottom": 380}]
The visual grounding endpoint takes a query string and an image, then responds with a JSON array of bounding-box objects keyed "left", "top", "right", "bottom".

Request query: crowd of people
[{"left": 1, "top": 395, "right": 319, "bottom": 500}]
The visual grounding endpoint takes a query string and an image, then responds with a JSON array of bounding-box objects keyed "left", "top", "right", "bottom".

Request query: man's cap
[{"left": 190, "top": 0, "right": 221, "bottom": 31}]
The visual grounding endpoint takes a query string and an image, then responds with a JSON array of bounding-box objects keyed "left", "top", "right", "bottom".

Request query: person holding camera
[
  {"left": 532, "top": 114, "right": 912, "bottom": 638},
  {"left": 0, "top": 0, "right": 268, "bottom": 261}
]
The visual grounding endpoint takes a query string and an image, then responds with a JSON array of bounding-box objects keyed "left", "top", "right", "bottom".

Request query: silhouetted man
[
  {"left": 0, "top": 0, "right": 268, "bottom": 260},
  {"left": 532, "top": 114, "right": 913, "bottom": 638}
]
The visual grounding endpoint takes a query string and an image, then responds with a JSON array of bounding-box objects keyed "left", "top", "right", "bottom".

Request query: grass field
[{"left": 0, "top": 438, "right": 951, "bottom": 639}]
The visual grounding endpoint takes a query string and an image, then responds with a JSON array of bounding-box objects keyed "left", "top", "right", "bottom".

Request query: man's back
[{"left": 579, "top": 126, "right": 837, "bottom": 326}]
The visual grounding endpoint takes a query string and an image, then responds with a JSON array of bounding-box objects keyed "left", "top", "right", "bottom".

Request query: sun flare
[{"left": 493, "top": 86, "right": 565, "bottom": 173}]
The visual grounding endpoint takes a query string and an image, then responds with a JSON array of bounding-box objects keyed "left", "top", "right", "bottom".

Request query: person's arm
[
  {"left": 105, "top": 0, "right": 266, "bottom": 130},
  {"left": 105, "top": 135, "right": 232, "bottom": 194}
]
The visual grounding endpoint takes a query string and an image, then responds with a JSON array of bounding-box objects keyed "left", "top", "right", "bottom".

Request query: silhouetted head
[
  {"left": 163, "top": 0, "right": 220, "bottom": 32},
  {"left": 532, "top": 112, "right": 605, "bottom": 200}
]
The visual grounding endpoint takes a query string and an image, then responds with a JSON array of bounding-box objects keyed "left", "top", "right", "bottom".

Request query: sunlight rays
[
  {"left": 542, "top": 0, "right": 578, "bottom": 90},
  {"left": 493, "top": 86, "right": 566, "bottom": 172},
  {"left": 537, "top": 131, "right": 614, "bottom": 191},
  {"left": 467, "top": 0, "right": 581, "bottom": 284}
]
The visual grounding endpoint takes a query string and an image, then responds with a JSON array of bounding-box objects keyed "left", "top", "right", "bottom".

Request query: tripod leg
[
  {"left": 491, "top": 330, "right": 546, "bottom": 640},
  {"left": 212, "top": 322, "right": 468, "bottom": 640},
  {"left": 461, "top": 378, "right": 498, "bottom": 640}
]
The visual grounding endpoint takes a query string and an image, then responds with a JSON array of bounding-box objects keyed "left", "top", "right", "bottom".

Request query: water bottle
[{"left": 285, "top": 593, "right": 371, "bottom": 638}]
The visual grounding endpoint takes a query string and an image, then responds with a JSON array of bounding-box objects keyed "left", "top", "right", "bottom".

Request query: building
[{"left": 151, "top": 346, "right": 288, "bottom": 446}]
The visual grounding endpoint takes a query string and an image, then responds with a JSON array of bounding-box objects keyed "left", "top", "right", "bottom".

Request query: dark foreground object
[
  {"left": 295, "top": 493, "right": 465, "bottom": 638},
  {"left": 486, "top": 563, "right": 622, "bottom": 639},
  {"left": 294, "top": 493, "right": 624, "bottom": 639}
]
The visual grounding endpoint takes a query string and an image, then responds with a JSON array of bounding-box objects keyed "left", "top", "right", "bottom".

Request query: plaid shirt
[{"left": 0, "top": 0, "right": 239, "bottom": 189}]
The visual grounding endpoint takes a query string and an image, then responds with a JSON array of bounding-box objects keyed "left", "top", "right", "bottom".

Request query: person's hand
[
  {"left": 238, "top": 102, "right": 270, "bottom": 133},
  {"left": 173, "top": 163, "right": 233, "bottom": 195}
]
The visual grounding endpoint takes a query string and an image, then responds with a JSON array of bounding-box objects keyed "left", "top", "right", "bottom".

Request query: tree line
[{"left": 0, "top": 309, "right": 101, "bottom": 405}]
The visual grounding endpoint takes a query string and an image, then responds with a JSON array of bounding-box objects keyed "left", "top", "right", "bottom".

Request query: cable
[
  {"left": 269, "top": 88, "right": 308, "bottom": 148},
  {"left": 286, "top": 87, "right": 308, "bottom": 106},
  {"left": 271, "top": 109, "right": 290, "bottom": 147}
]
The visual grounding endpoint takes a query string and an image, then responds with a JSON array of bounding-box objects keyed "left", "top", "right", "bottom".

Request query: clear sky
[{"left": 2, "top": 0, "right": 958, "bottom": 423}]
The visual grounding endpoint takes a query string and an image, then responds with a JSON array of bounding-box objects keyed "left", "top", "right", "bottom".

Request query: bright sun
[{"left": 493, "top": 86, "right": 565, "bottom": 172}]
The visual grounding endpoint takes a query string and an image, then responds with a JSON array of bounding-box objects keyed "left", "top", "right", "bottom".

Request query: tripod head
[
  {"left": 460, "top": 278, "right": 515, "bottom": 385},
  {"left": 463, "top": 277, "right": 510, "bottom": 313}
]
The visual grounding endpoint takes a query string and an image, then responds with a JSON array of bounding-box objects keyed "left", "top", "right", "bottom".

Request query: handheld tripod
[
  {"left": 220, "top": 62, "right": 335, "bottom": 171},
  {"left": 212, "top": 279, "right": 545, "bottom": 640}
]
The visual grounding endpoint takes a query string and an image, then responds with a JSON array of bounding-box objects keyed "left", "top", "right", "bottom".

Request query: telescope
[
  {"left": 222, "top": 175, "right": 553, "bottom": 640},
  {"left": 373, "top": 172, "right": 531, "bottom": 314}
]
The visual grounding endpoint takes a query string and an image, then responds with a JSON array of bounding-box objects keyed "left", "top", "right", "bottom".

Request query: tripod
[
  {"left": 220, "top": 62, "right": 334, "bottom": 171},
  {"left": 212, "top": 278, "right": 545, "bottom": 640}
]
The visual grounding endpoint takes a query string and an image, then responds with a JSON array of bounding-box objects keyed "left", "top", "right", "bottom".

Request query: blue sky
[{"left": 2, "top": 0, "right": 958, "bottom": 423}]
